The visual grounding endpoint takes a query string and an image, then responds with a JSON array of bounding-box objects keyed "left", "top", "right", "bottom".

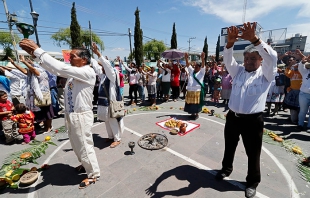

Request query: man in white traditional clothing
[
  {"left": 19, "top": 39, "right": 100, "bottom": 189},
  {"left": 91, "top": 43, "right": 124, "bottom": 148}
]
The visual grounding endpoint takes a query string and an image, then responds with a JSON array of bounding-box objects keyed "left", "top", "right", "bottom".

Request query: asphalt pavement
[{"left": 1, "top": 84, "right": 310, "bottom": 198}]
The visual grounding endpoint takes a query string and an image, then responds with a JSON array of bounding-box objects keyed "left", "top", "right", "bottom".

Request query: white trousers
[
  {"left": 105, "top": 118, "right": 124, "bottom": 141},
  {"left": 65, "top": 111, "right": 100, "bottom": 178}
]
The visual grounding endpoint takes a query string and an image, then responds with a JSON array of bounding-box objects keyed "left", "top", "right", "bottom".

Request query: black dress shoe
[
  {"left": 245, "top": 187, "right": 256, "bottom": 198},
  {"left": 215, "top": 171, "right": 229, "bottom": 180}
]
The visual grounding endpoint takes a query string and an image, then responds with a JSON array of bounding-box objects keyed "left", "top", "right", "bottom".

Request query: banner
[{"left": 62, "top": 50, "right": 71, "bottom": 63}]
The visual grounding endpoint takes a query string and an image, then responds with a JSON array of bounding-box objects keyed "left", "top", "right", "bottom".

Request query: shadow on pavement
[
  {"left": 145, "top": 165, "right": 243, "bottom": 198},
  {"left": 93, "top": 134, "right": 112, "bottom": 150}
]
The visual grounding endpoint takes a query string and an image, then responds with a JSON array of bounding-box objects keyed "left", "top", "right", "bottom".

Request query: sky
[{"left": 0, "top": 0, "right": 310, "bottom": 60}]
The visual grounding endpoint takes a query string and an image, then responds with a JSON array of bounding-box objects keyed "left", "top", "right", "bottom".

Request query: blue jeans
[
  {"left": 298, "top": 91, "right": 310, "bottom": 127},
  {"left": 50, "top": 87, "right": 59, "bottom": 116},
  {"left": 138, "top": 85, "right": 145, "bottom": 101}
]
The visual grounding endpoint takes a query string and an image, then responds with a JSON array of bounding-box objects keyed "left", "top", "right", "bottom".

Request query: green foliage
[
  {"left": 51, "top": 27, "right": 104, "bottom": 50},
  {"left": 70, "top": 2, "right": 82, "bottom": 48},
  {"left": 170, "top": 23, "right": 177, "bottom": 49},
  {"left": 0, "top": 31, "right": 20, "bottom": 59},
  {"left": 0, "top": 141, "right": 54, "bottom": 177},
  {"left": 215, "top": 35, "right": 220, "bottom": 62},
  {"left": 134, "top": 7, "right": 144, "bottom": 66},
  {"left": 143, "top": 40, "right": 166, "bottom": 61},
  {"left": 203, "top": 36, "right": 208, "bottom": 64}
]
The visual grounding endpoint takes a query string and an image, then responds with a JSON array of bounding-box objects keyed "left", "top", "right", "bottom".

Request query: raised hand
[
  {"left": 201, "top": 52, "right": 205, "bottom": 60},
  {"left": 91, "top": 42, "right": 101, "bottom": 57},
  {"left": 184, "top": 52, "right": 188, "bottom": 59},
  {"left": 295, "top": 49, "right": 305, "bottom": 59},
  {"left": 19, "top": 39, "right": 39, "bottom": 57},
  {"left": 7, "top": 57, "right": 14, "bottom": 64},
  {"left": 227, "top": 26, "right": 239, "bottom": 43},
  {"left": 26, "top": 57, "right": 34, "bottom": 65},
  {"left": 238, "top": 22, "right": 257, "bottom": 42},
  {"left": 19, "top": 55, "right": 25, "bottom": 62}
]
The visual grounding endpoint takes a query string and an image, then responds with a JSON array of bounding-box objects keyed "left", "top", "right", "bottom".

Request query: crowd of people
[{"left": 0, "top": 22, "right": 309, "bottom": 197}]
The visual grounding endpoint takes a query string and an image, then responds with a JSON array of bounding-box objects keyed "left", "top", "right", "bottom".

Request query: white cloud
[
  {"left": 158, "top": 7, "right": 178, "bottom": 14},
  {"left": 183, "top": 0, "right": 310, "bottom": 24},
  {"left": 111, "top": 47, "right": 126, "bottom": 52}
]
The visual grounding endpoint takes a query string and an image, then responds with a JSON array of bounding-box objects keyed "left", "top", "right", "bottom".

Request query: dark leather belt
[{"left": 229, "top": 110, "right": 262, "bottom": 118}]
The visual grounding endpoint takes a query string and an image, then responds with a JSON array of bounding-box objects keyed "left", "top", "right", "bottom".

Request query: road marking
[
  {"left": 27, "top": 122, "right": 102, "bottom": 198},
  {"left": 28, "top": 112, "right": 300, "bottom": 198},
  {"left": 125, "top": 112, "right": 300, "bottom": 198}
]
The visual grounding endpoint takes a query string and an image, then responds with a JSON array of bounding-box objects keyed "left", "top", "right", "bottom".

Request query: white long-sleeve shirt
[
  {"left": 159, "top": 68, "right": 171, "bottom": 82},
  {"left": 186, "top": 66, "right": 205, "bottom": 91},
  {"left": 223, "top": 40, "right": 277, "bottom": 114},
  {"left": 298, "top": 62, "right": 310, "bottom": 94},
  {"left": 34, "top": 48, "right": 96, "bottom": 113},
  {"left": 5, "top": 69, "right": 23, "bottom": 96},
  {"left": 123, "top": 63, "right": 140, "bottom": 85}
]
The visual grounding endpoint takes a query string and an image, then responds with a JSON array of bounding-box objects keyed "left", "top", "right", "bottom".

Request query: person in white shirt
[
  {"left": 183, "top": 52, "right": 205, "bottom": 120},
  {"left": 123, "top": 62, "right": 140, "bottom": 105},
  {"left": 19, "top": 39, "right": 100, "bottom": 189},
  {"left": 142, "top": 66, "right": 158, "bottom": 106},
  {"left": 294, "top": 49, "right": 310, "bottom": 132},
  {"left": 216, "top": 22, "right": 277, "bottom": 198},
  {"left": 91, "top": 44, "right": 124, "bottom": 148},
  {"left": 158, "top": 60, "right": 171, "bottom": 102},
  {"left": 1, "top": 64, "right": 25, "bottom": 105}
]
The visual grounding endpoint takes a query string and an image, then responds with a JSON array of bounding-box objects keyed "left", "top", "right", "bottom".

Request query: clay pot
[
  {"left": 179, "top": 123, "right": 188, "bottom": 133},
  {"left": 176, "top": 121, "right": 183, "bottom": 128}
]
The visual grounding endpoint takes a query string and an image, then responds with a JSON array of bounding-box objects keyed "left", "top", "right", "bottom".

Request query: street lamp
[{"left": 29, "top": 0, "right": 40, "bottom": 47}]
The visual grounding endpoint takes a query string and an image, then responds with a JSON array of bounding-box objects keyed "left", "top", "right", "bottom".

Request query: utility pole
[
  {"left": 89, "top": 21, "right": 93, "bottom": 56},
  {"left": 128, "top": 28, "right": 133, "bottom": 62},
  {"left": 188, "top": 37, "right": 196, "bottom": 52},
  {"left": 2, "top": 0, "right": 19, "bottom": 62},
  {"left": 29, "top": 0, "right": 40, "bottom": 47}
]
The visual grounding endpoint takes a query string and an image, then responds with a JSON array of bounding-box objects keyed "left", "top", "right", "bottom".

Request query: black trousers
[
  {"left": 129, "top": 84, "right": 138, "bottom": 103},
  {"left": 221, "top": 110, "right": 263, "bottom": 188},
  {"left": 171, "top": 86, "right": 180, "bottom": 100}
]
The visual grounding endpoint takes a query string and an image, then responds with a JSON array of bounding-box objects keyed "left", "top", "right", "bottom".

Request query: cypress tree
[
  {"left": 203, "top": 36, "right": 208, "bottom": 64},
  {"left": 70, "top": 2, "right": 82, "bottom": 48},
  {"left": 134, "top": 7, "right": 143, "bottom": 66},
  {"left": 215, "top": 35, "right": 220, "bottom": 62},
  {"left": 171, "top": 23, "right": 177, "bottom": 49}
]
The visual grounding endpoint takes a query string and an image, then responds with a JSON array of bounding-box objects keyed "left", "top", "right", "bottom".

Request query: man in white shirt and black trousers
[{"left": 216, "top": 22, "right": 277, "bottom": 198}]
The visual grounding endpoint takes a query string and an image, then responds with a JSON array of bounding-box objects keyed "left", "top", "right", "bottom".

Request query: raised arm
[
  {"left": 19, "top": 39, "right": 95, "bottom": 85},
  {"left": 296, "top": 49, "right": 310, "bottom": 75},
  {"left": 223, "top": 25, "right": 242, "bottom": 78},
  {"left": 21, "top": 56, "right": 40, "bottom": 76},
  {"left": 201, "top": 52, "right": 205, "bottom": 68},
  {"left": 8, "top": 56, "right": 28, "bottom": 75},
  {"left": 92, "top": 42, "right": 116, "bottom": 82}
]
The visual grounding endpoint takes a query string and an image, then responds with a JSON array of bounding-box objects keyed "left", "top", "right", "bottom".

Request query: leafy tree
[
  {"left": 0, "top": 31, "right": 20, "bottom": 59},
  {"left": 215, "top": 35, "right": 220, "bottom": 62},
  {"left": 134, "top": 7, "right": 143, "bottom": 66},
  {"left": 70, "top": 2, "right": 82, "bottom": 48},
  {"left": 143, "top": 40, "right": 166, "bottom": 61},
  {"left": 51, "top": 28, "right": 104, "bottom": 51},
  {"left": 203, "top": 36, "right": 208, "bottom": 64},
  {"left": 171, "top": 23, "right": 177, "bottom": 49}
]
